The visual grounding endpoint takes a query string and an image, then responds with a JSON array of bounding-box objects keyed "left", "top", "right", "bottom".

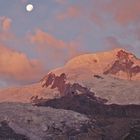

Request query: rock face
[
  {"left": 39, "top": 73, "right": 140, "bottom": 105},
  {"left": 34, "top": 95, "right": 139, "bottom": 118},
  {"left": 0, "top": 103, "right": 100, "bottom": 140},
  {"left": 0, "top": 101, "right": 139, "bottom": 140},
  {"left": 0, "top": 121, "right": 29, "bottom": 140},
  {"left": 41, "top": 72, "right": 93, "bottom": 96},
  {"left": 33, "top": 93, "right": 140, "bottom": 140},
  {"left": 124, "top": 122, "right": 140, "bottom": 140},
  {"left": 42, "top": 73, "right": 67, "bottom": 93},
  {"left": 104, "top": 50, "right": 140, "bottom": 80}
]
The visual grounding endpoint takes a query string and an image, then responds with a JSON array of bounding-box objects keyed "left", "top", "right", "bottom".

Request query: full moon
[{"left": 26, "top": 4, "right": 34, "bottom": 12}]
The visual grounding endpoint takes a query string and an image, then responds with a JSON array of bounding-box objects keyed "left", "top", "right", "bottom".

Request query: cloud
[
  {"left": 106, "top": 0, "right": 140, "bottom": 25},
  {"left": 0, "top": 32, "right": 14, "bottom": 42},
  {"left": 0, "top": 44, "right": 44, "bottom": 84},
  {"left": 56, "top": 6, "right": 81, "bottom": 20},
  {"left": 0, "top": 17, "right": 46, "bottom": 85},
  {"left": 28, "top": 29, "right": 80, "bottom": 65},
  {"left": 105, "top": 36, "right": 133, "bottom": 50},
  {"left": 55, "top": 2, "right": 106, "bottom": 27},
  {"left": 0, "top": 17, "right": 12, "bottom": 31},
  {"left": 0, "top": 17, "right": 15, "bottom": 42},
  {"left": 29, "top": 29, "right": 68, "bottom": 49},
  {"left": 29, "top": 29, "right": 79, "bottom": 52}
]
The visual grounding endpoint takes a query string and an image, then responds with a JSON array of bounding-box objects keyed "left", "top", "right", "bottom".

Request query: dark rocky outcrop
[
  {"left": 0, "top": 103, "right": 103, "bottom": 140},
  {"left": 33, "top": 94, "right": 140, "bottom": 118},
  {"left": 124, "top": 121, "right": 140, "bottom": 140},
  {"left": 41, "top": 73, "right": 95, "bottom": 97},
  {"left": 104, "top": 50, "right": 140, "bottom": 79},
  {"left": 33, "top": 94, "right": 140, "bottom": 140},
  {"left": 94, "top": 74, "right": 104, "bottom": 79},
  {"left": 0, "top": 121, "right": 29, "bottom": 140}
]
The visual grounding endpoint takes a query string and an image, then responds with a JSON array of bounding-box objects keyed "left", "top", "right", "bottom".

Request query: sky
[{"left": 0, "top": 0, "right": 140, "bottom": 88}]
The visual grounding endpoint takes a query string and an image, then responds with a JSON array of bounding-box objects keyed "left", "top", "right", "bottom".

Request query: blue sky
[{"left": 0, "top": 0, "right": 140, "bottom": 87}]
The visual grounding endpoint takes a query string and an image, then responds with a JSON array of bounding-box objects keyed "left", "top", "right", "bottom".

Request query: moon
[{"left": 26, "top": 4, "right": 34, "bottom": 12}]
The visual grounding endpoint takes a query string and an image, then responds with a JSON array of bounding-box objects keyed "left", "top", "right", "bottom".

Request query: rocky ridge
[{"left": 0, "top": 103, "right": 98, "bottom": 140}]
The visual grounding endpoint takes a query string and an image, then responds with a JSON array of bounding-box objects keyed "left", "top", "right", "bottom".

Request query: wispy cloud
[
  {"left": 105, "top": 0, "right": 140, "bottom": 25},
  {"left": 0, "top": 16, "right": 15, "bottom": 42},
  {"left": 0, "top": 16, "right": 12, "bottom": 31},
  {"left": 56, "top": 5, "right": 81, "bottom": 20},
  {"left": 28, "top": 29, "right": 80, "bottom": 65}
]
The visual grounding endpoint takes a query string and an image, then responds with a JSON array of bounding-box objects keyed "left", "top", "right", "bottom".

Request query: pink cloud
[
  {"left": 28, "top": 29, "right": 80, "bottom": 63},
  {"left": 56, "top": 6, "right": 81, "bottom": 20},
  {"left": 0, "top": 17, "right": 15, "bottom": 42},
  {"left": 0, "top": 32, "right": 14, "bottom": 42},
  {"left": 55, "top": 2, "right": 105, "bottom": 27},
  {"left": 29, "top": 29, "right": 68, "bottom": 49},
  {"left": 0, "top": 17, "right": 46, "bottom": 84},
  {"left": 29, "top": 29, "right": 79, "bottom": 51},
  {"left": 0, "top": 17, "right": 12, "bottom": 31},
  {"left": 106, "top": 0, "right": 140, "bottom": 25},
  {"left": 0, "top": 44, "right": 44, "bottom": 83}
]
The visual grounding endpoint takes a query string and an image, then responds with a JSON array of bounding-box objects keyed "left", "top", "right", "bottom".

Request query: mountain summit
[{"left": 50, "top": 48, "right": 140, "bottom": 80}]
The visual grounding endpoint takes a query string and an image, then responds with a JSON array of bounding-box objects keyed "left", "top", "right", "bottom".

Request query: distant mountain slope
[{"left": 0, "top": 48, "right": 140, "bottom": 104}]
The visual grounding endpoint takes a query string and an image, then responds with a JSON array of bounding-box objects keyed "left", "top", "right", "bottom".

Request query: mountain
[
  {"left": 50, "top": 48, "right": 140, "bottom": 80},
  {"left": 0, "top": 48, "right": 140, "bottom": 104},
  {"left": 0, "top": 48, "right": 140, "bottom": 140}
]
